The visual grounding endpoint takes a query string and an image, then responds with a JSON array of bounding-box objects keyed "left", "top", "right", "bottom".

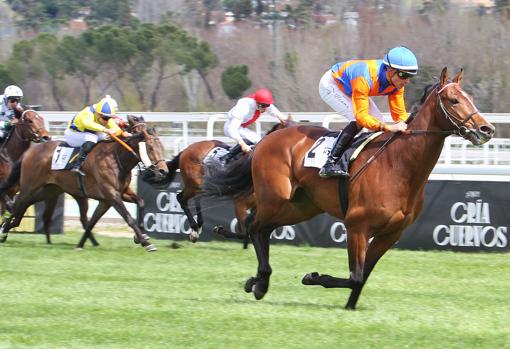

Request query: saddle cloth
[
  {"left": 203, "top": 146, "right": 229, "bottom": 164},
  {"left": 304, "top": 131, "right": 383, "bottom": 171},
  {"left": 51, "top": 145, "right": 80, "bottom": 170}
]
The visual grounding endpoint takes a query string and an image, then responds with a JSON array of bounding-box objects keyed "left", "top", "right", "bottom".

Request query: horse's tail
[
  {"left": 201, "top": 153, "right": 254, "bottom": 198},
  {"left": 0, "top": 157, "right": 22, "bottom": 196},
  {"left": 142, "top": 153, "right": 181, "bottom": 188}
]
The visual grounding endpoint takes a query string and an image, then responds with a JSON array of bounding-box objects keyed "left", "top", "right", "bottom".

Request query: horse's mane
[
  {"left": 12, "top": 104, "right": 31, "bottom": 119},
  {"left": 407, "top": 82, "right": 439, "bottom": 123}
]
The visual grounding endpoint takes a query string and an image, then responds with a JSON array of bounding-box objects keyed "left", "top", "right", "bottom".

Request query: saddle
[{"left": 51, "top": 143, "right": 81, "bottom": 170}]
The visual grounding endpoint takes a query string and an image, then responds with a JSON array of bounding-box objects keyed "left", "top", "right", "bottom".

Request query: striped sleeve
[
  {"left": 351, "top": 76, "right": 385, "bottom": 130},
  {"left": 388, "top": 88, "right": 408, "bottom": 122}
]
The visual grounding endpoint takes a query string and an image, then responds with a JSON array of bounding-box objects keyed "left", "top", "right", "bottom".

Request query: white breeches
[
  {"left": 318, "top": 70, "right": 388, "bottom": 123},
  {"left": 64, "top": 129, "right": 107, "bottom": 147}
]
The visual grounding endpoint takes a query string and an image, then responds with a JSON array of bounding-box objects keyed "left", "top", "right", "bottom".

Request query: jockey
[
  {"left": 64, "top": 95, "right": 130, "bottom": 176},
  {"left": 318, "top": 46, "right": 418, "bottom": 178},
  {"left": 221, "top": 88, "right": 286, "bottom": 163},
  {"left": 0, "top": 85, "right": 23, "bottom": 142}
]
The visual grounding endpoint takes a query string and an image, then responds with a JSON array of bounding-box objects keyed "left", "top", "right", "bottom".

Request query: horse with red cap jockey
[{"left": 220, "top": 88, "right": 287, "bottom": 163}]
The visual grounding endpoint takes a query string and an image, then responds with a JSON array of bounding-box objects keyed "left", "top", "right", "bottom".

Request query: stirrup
[
  {"left": 71, "top": 167, "right": 85, "bottom": 176},
  {"left": 319, "top": 161, "right": 347, "bottom": 178}
]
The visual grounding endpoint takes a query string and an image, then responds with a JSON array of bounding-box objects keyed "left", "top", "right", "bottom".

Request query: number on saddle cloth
[
  {"left": 304, "top": 131, "right": 382, "bottom": 170},
  {"left": 203, "top": 146, "right": 229, "bottom": 164},
  {"left": 51, "top": 144, "right": 81, "bottom": 170}
]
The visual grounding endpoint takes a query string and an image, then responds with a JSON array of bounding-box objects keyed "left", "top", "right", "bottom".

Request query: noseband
[
  {"left": 436, "top": 83, "right": 479, "bottom": 138},
  {"left": 129, "top": 122, "right": 166, "bottom": 171}
]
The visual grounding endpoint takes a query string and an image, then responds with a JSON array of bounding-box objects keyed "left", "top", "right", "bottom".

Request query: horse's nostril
[
  {"left": 481, "top": 125, "right": 495, "bottom": 136},
  {"left": 42, "top": 136, "right": 51, "bottom": 141},
  {"left": 158, "top": 169, "right": 168, "bottom": 176}
]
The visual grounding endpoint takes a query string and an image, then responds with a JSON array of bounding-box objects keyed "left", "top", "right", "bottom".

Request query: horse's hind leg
[
  {"left": 41, "top": 195, "right": 60, "bottom": 244},
  {"left": 176, "top": 191, "right": 200, "bottom": 243},
  {"left": 244, "top": 215, "right": 273, "bottom": 300},
  {"left": 344, "top": 232, "right": 400, "bottom": 310}
]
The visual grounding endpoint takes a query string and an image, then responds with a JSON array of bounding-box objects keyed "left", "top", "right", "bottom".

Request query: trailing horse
[
  {"left": 201, "top": 68, "right": 495, "bottom": 309},
  {"left": 0, "top": 115, "right": 168, "bottom": 251}
]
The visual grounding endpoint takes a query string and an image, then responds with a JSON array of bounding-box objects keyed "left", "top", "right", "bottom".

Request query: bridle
[
  {"left": 435, "top": 83, "right": 479, "bottom": 138},
  {"left": 127, "top": 122, "right": 166, "bottom": 170},
  {"left": 350, "top": 82, "right": 479, "bottom": 181},
  {"left": 14, "top": 109, "right": 47, "bottom": 143}
]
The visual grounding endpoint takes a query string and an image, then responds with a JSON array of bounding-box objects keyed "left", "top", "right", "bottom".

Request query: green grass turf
[{"left": 0, "top": 232, "right": 508, "bottom": 349}]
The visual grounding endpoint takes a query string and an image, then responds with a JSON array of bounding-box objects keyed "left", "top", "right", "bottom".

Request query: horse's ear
[
  {"left": 452, "top": 68, "right": 464, "bottom": 85},
  {"left": 439, "top": 67, "right": 448, "bottom": 87},
  {"left": 287, "top": 113, "right": 293, "bottom": 121}
]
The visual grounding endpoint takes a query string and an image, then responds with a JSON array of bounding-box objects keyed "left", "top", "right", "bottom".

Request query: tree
[{"left": 221, "top": 65, "right": 251, "bottom": 99}]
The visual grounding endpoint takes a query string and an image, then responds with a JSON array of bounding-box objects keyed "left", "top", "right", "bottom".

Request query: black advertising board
[{"left": 137, "top": 174, "right": 509, "bottom": 252}]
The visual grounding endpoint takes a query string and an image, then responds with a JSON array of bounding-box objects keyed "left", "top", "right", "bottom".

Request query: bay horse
[
  {"left": 0, "top": 115, "right": 168, "bottom": 251},
  {"left": 0, "top": 105, "right": 50, "bottom": 217},
  {"left": 201, "top": 68, "right": 495, "bottom": 309},
  {"left": 142, "top": 120, "right": 292, "bottom": 248}
]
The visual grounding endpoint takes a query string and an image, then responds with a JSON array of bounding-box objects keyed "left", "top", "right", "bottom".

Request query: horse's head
[
  {"left": 127, "top": 115, "right": 168, "bottom": 178},
  {"left": 434, "top": 67, "right": 494, "bottom": 145},
  {"left": 265, "top": 114, "right": 296, "bottom": 135},
  {"left": 13, "top": 105, "right": 51, "bottom": 143}
]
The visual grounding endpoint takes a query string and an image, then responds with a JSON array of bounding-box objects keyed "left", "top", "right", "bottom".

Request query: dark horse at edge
[{"left": 201, "top": 68, "right": 495, "bottom": 309}]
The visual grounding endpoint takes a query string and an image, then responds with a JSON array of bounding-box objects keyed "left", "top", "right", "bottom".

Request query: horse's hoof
[
  {"left": 253, "top": 284, "right": 266, "bottom": 300},
  {"left": 302, "top": 272, "right": 319, "bottom": 285},
  {"left": 189, "top": 231, "right": 199, "bottom": 243},
  {"left": 75, "top": 247, "right": 84, "bottom": 251},
  {"left": 0, "top": 233, "right": 8, "bottom": 243},
  {"left": 134, "top": 234, "right": 150, "bottom": 245},
  {"left": 145, "top": 244, "right": 157, "bottom": 252},
  {"left": 244, "top": 277, "right": 258, "bottom": 293},
  {"left": 213, "top": 225, "right": 223, "bottom": 235}
]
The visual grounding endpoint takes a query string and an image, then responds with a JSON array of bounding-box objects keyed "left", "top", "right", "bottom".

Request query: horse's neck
[
  {"left": 112, "top": 140, "right": 139, "bottom": 175},
  {"left": 399, "top": 98, "right": 448, "bottom": 183},
  {"left": 3, "top": 132, "right": 30, "bottom": 161}
]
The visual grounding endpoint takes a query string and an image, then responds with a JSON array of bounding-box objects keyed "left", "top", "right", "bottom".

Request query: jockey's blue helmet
[
  {"left": 94, "top": 95, "right": 118, "bottom": 118},
  {"left": 383, "top": 46, "right": 418, "bottom": 75}
]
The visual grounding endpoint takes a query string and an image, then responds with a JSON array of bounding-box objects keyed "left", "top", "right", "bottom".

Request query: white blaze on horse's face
[{"left": 138, "top": 142, "right": 152, "bottom": 167}]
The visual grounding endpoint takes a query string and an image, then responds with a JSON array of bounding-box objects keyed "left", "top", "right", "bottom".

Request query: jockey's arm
[
  {"left": 225, "top": 117, "right": 251, "bottom": 153},
  {"left": 388, "top": 88, "right": 409, "bottom": 122},
  {"left": 351, "top": 79, "right": 407, "bottom": 133},
  {"left": 266, "top": 104, "right": 286, "bottom": 123}
]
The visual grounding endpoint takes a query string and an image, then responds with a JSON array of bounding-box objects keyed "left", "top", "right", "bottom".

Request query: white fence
[
  {"left": 38, "top": 111, "right": 509, "bottom": 219},
  {"left": 40, "top": 111, "right": 510, "bottom": 168}
]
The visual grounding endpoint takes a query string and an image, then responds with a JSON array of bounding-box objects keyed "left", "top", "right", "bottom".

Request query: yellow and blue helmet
[
  {"left": 93, "top": 95, "right": 118, "bottom": 118},
  {"left": 383, "top": 46, "right": 418, "bottom": 75}
]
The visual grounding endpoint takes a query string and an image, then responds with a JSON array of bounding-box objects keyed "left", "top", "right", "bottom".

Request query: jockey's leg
[
  {"left": 319, "top": 121, "right": 361, "bottom": 178},
  {"left": 71, "top": 141, "right": 95, "bottom": 176}
]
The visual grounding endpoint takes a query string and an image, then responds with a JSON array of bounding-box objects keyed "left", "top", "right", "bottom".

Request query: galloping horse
[
  {"left": 143, "top": 120, "right": 292, "bottom": 248},
  {"left": 202, "top": 68, "right": 495, "bottom": 309},
  {"left": 0, "top": 105, "right": 50, "bottom": 217},
  {"left": 0, "top": 115, "right": 168, "bottom": 251}
]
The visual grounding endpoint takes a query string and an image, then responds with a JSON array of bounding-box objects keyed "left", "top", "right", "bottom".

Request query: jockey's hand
[
  {"left": 240, "top": 141, "right": 252, "bottom": 153},
  {"left": 10, "top": 118, "right": 19, "bottom": 125},
  {"left": 386, "top": 121, "right": 408, "bottom": 133},
  {"left": 121, "top": 131, "right": 132, "bottom": 138},
  {"left": 105, "top": 129, "right": 122, "bottom": 137}
]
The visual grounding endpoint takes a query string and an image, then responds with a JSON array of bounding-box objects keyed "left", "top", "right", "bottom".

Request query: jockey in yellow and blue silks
[
  {"left": 318, "top": 46, "right": 418, "bottom": 178},
  {"left": 64, "top": 95, "right": 130, "bottom": 176}
]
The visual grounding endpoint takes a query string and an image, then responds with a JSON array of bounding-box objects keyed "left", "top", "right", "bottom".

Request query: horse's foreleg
[
  {"left": 76, "top": 200, "right": 109, "bottom": 249},
  {"left": 234, "top": 198, "right": 250, "bottom": 249},
  {"left": 0, "top": 196, "right": 33, "bottom": 242},
  {"left": 121, "top": 187, "right": 145, "bottom": 230},
  {"left": 110, "top": 198, "right": 156, "bottom": 252},
  {"left": 176, "top": 191, "right": 200, "bottom": 243},
  {"left": 345, "top": 232, "right": 400, "bottom": 310}
]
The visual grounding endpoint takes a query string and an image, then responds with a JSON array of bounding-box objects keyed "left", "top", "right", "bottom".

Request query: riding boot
[
  {"left": 71, "top": 141, "right": 95, "bottom": 176},
  {"left": 319, "top": 121, "right": 361, "bottom": 178}
]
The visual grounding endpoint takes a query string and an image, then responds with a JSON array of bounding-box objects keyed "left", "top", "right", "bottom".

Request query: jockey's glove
[{"left": 0, "top": 120, "right": 10, "bottom": 128}]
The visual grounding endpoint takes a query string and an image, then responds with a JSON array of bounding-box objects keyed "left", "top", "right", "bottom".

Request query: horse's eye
[{"left": 451, "top": 99, "right": 459, "bottom": 105}]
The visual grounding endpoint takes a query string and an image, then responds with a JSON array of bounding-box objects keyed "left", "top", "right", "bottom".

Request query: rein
[
  {"left": 14, "top": 110, "right": 45, "bottom": 142},
  {"left": 350, "top": 82, "right": 475, "bottom": 181}
]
